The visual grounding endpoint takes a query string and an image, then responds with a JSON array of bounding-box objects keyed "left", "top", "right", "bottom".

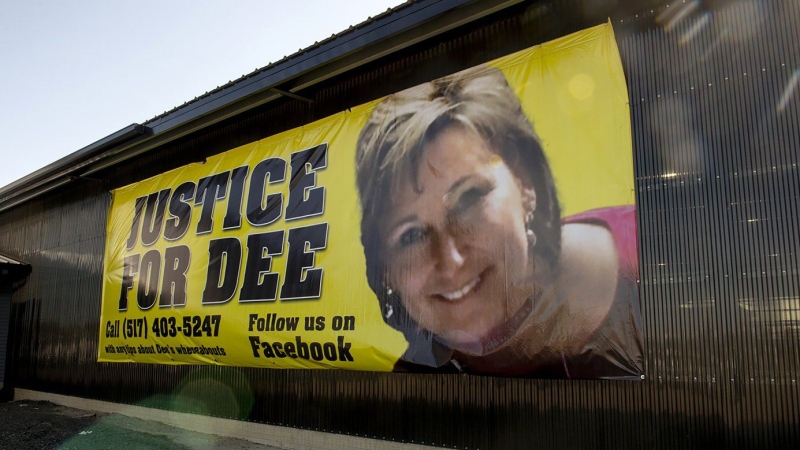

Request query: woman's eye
[
  {"left": 399, "top": 228, "right": 427, "bottom": 247},
  {"left": 454, "top": 185, "right": 490, "bottom": 214}
]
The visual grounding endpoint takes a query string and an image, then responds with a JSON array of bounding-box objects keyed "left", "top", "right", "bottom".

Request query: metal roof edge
[
  {"left": 0, "top": 253, "right": 26, "bottom": 265},
  {"left": 142, "top": 0, "right": 464, "bottom": 133},
  {"left": 0, "top": 252, "right": 32, "bottom": 290},
  {"left": 0, "top": 124, "right": 150, "bottom": 200},
  {"left": 0, "top": 0, "right": 522, "bottom": 213}
]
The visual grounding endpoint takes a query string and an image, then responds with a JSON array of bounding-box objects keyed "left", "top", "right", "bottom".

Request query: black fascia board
[
  {"left": 0, "top": 252, "right": 31, "bottom": 292},
  {"left": 0, "top": 253, "right": 24, "bottom": 265},
  {"left": 0, "top": 263, "right": 32, "bottom": 293},
  {"left": 144, "top": 0, "right": 470, "bottom": 135},
  {"left": 0, "top": 0, "right": 515, "bottom": 210},
  {"left": 0, "top": 123, "right": 150, "bottom": 198}
]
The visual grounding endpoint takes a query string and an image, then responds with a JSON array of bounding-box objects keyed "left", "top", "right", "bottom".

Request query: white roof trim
[{"left": 0, "top": 253, "right": 24, "bottom": 265}]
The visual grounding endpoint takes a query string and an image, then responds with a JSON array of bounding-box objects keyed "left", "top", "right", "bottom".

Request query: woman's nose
[{"left": 435, "top": 234, "right": 465, "bottom": 272}]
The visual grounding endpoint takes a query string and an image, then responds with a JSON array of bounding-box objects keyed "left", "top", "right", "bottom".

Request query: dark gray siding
[
  {"left": 0, "top": 1, "right": 797, "bottom": 448},
  {"left": 0, "top": 292, "right": 9, "bottom": 384}
]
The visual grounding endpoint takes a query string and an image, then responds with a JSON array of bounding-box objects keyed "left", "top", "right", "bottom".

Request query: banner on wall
[{"left": 99, "top": 22, "right": 643, "bottom": 379}]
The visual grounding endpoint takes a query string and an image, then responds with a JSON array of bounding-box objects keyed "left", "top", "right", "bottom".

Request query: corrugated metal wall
[
  {"left": 621, "top": 1, "right": 800, "bottom": 448},
  {"left": 0, "top": 0, "right": 798, "bottom": 448},
  {"left": 0, "top": 292, "right": 9, "bottom": 386}
]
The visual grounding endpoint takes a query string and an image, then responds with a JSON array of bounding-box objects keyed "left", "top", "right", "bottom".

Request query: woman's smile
[
  {"left": 431, "top": 264, "right": 493, "bottom": 302},
  {"left": 436, "top": 273, "right": 481, "bottom": 301}
]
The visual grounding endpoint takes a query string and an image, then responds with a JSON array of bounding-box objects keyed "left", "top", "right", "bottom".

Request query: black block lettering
[
  {"left": 249, "top": 336, "right": 261, "bottom": 357},
  {"left": 202, "top": 237, "right": 242, "bottom": 304},
  {"left": 159, "top": 245, "right": 191, "bottom": 307},
  {"left": 240, "top": 230, "right": 284, "bottom": 302},
  {"left": 280, "top": 223, "right": 328, "bottom": 300},
  {"left": 223, "top": 166, "right": 249, "bottom": 230},
  {"left": 141, "top": 189, "right": 172, "bottom": 246},
  {"left": 119, "top": 254, "right": 140, "bottom": 311},
  {"left": 337, "top": 336, "right": 353, "bottom": 361},
  {"left": 195, "top": 172, "right": 231, "bottom": 235},
  {"left": 246, "top": 157, "right": 286, "bottom": 226},
  {"left": 125, "top": 196, "right": 148, "bottom": 250},
  {"left": 137, "top": 249, "right": 161, "bottom": 310},
  {"left": 286, "top": 144, "right": 327, "bottom": 220},
  {"left": 164, "top": 182, "right": 196, "bottom": 240}
]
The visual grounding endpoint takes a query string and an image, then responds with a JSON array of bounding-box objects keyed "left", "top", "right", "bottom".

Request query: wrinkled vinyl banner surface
[{"left": 100, "top": 23, "right": 643, "bottom": 379}]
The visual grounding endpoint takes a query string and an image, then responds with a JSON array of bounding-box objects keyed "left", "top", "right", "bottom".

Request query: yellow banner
[{"left": 100, "top": 23, "right": 642, "bottom": 379}]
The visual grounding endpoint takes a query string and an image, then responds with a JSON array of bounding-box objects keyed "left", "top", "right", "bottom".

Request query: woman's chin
[{"left": 438, "top": 329, "right": 490, "bottom": 355}]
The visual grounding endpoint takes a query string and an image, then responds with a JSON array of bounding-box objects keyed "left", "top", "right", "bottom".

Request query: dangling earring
[
  {"left": 383, "top": 286, "right": 395, "bottom": 319},
  {"left": 525, "top": 209, "right": 537, "bottom": 247},
  {"left": 384, "top": 303, "right": 394, "bottom": 319},
  {"left": 526, "top": 229, "right": 537, "bottom": 246},
  {"left": 522, "top": 187, "right": 537, "bottom": 248}
]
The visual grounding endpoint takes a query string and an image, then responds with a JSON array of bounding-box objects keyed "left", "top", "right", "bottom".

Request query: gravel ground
[{"left": 0, "top": 400, "right": 278, "bottom": 449}]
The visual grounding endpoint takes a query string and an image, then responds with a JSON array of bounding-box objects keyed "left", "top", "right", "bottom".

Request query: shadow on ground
[{"left": 0, "top": 400, "right": 273, "bottom": 449}]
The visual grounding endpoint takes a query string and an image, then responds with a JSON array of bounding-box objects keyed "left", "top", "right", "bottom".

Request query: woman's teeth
[{"left": 441, "top": 276, "right": 480, "bottom": 301}]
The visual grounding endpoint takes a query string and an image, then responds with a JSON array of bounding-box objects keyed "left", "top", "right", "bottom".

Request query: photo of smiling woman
[{"left": 355, "top": 66, "right": 643, "bottom": 379}]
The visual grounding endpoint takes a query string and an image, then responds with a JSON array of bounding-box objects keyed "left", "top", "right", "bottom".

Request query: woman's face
[{"left": 382, "top": 125, "right": 538, "bottom": 350}]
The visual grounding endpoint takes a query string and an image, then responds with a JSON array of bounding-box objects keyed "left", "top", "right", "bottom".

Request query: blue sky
[{"left": 0, "top": 0, "right": 401, "bottom": 188}]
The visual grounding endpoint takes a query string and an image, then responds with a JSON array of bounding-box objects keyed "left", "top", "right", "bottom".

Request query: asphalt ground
[{"left": 0, "top": 400, "right": 278, "bottom": 450}]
